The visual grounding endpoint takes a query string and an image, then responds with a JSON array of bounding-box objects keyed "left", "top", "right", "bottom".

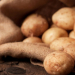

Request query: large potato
[
  {"left": 50, "top": 37, "right": 75, "bottom": 51},
  {"left": 42, "top": 27, "right": 68, "bottom": 45},
  {"left": 21, "top": 14, "right": 49, "bottom": 37},
  {"left": 52, "top": 7, "right": 74, "bottom": 30},
  {"left": 44, "top": 51, "right": 74, "bottom": 75},
  {"left": 23, "top": 37, "right": 43, "bottom": 43}
]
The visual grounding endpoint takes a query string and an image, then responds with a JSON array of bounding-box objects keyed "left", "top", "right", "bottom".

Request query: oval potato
[
  {"left": 52, "top": 7, "right": 74, "bottom": 30},
  {"left": 21, "top": 14, "right": 49, "bottom": 37},
  {"left": 50, "top": 37, "right": 75, "bottom": 51},
  {"left": 42, "top": 27, "right": 68, "bottom": 45},
  {"left": 44, "top": 51, "right": 74, "bottom": 75}
]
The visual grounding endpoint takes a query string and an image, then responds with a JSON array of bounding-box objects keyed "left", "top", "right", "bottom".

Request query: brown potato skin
[
  {"left": 44, "top": 51, "right": 74, "bottom": 75},
  {"left": 64, "top": 43, "right": 75, "bottom": 63},
  {"left": 52, "top": 7, "right": 74, "bottom": 30},
  {"left": 42, "top": 27, "right": 68, "bottom": 45},
  {"left": 21, "top": 14, "right": 49, "bottom": 37},
  {"left": 23, "top": 37, "right": 43, "bottom": 43},
  {"left": 69, "top": 31, "right": 75, "bottom": 39},
  {"left": 50, "top": 37, "right": 75, "bottom": 51}
]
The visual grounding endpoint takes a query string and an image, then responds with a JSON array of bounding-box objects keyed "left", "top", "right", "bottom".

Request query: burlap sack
[
  {"left": 0, "top": 0, "right": 75, "bottom": 75},
  {"left": 60, "top": 0, "right": 75, "bottom": 6},
  {"left": 0, "top": 0, "right": 49, "bottom": 25}
]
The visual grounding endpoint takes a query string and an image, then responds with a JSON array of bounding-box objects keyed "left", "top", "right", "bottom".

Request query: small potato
[
  {"left": 50, "top": 37, "right": 75, "bottom": 51},
  {"left": 64, "top": 43, "right": 75, "bottom": 63},
  {"left": 69, "top": 31, "right": 75, "bottom": 39},
  {"left": 42, "top": 27, "right": 68, "bottom": 45},
  {"left": 21, "top": 14, "right": 48, "bottom": 37},
  {"left": 52, "top": 7, "right": 74, "bottom": 30},
  {"left": 23, "top": 37, "right": 43, "bottom": 43},
  {"left": 44, "top": 51, "right": 74, "bottom": 75}
]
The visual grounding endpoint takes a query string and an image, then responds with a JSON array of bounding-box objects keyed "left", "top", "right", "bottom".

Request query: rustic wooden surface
[
  {"left": 0, "top": 57, "right": 49, "bottom": 75},
  {"left": 0, "top": 57, "right": 74, "bottom": 75}
]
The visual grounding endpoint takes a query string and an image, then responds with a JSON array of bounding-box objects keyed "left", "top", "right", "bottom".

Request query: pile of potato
[
  {"left": 20, "top": 7, "right": 75, "bottom": 75},
  {"left": 1, "top": 0, "right": 75, "bottom": 75},
  {"left": 21, "top": 7, "right": 75, "bottom": 45}
]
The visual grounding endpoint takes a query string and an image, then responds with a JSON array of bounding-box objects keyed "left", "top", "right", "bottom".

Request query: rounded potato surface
[
  {"left": 23, "top": 37, "right": 43, "bottom": 43},
  {"left": 42, "top": 27, "right": 68, "bottom": 45},
  {"left": 44, "top": 51, "right": 74, "bottom": 75},
  {"left": 21, "top": 14, "right": 48, "bottom": 37},
  {"left": 69, "top": 31, "right": 75, "bottom": 39},
  {"left": 50, "top": 37, "right": 75, "bottom": 51},
  {"left": 52, "top": 7, "right": 74, "bottom": 30}
]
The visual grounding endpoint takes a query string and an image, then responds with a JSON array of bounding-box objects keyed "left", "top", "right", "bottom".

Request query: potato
[
  {"left": 64, "top": 43, "right": 75, "bottom": 63},
  {"left": 21, "top": 14, "right": 49, "bottom": 37},
  {"left": 52, "top": 7, "right": 74, "bottom": 30},
  {"left": 69, "top": 31, "right": 75, "bottom": 39},
  {"left": 23, "top": 37, "right": 43, "bottom": 43},
  {"left": 44, "top": 51, "right": 74, "bottom": 75},
  {"left": 42, "top": 27, "right": 68, "bottom": 45},
  {"left": 1, "top": 0, "right": 49, "bottom": 25},
  {"left": 50, "top": 37, "right": 75, "bottom": 51}
]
